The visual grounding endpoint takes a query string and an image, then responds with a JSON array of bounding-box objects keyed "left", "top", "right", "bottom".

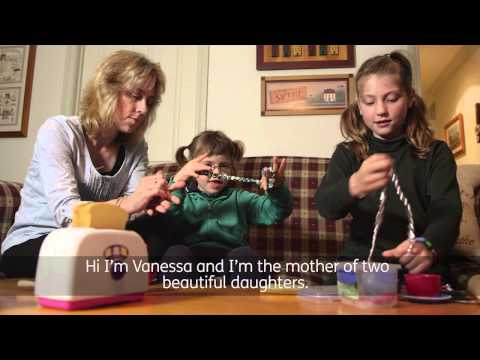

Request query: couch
[{"left": 1, "top": 157, "right": 479, "bottom": 288}]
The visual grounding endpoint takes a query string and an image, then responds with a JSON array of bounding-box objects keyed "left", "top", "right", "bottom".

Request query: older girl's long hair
[
  {"left": 341, "top": 51, "right": 434, "bottom": 160},
  {"left": 79, "top": 50, "right": 166, "bottom": 145}
]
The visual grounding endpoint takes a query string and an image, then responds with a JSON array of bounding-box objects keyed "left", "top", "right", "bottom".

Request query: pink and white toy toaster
[{"left": 35, "top": 227, "right": 149, "bottom": 310}]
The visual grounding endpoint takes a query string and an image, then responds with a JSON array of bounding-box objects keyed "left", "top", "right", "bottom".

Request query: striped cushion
[
  {"left": 0, "top": 180, "right": 22, "bottom": 247},
  {"left": 152, "top": 157, "right": 350, "bottom": 264}
]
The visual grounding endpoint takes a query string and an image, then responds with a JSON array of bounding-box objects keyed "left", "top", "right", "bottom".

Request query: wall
[
  {"left": 0, "top": 45, "right": 417, "bottom": 182},
  {"left": 206, "top": 45, "right": 417, "bottom": 157},
  {"left": 0, "top": 45, "right": 81, "bottom": 182},
  {"left": 426, "top": 46, "right": 480, "bottom": 165}
]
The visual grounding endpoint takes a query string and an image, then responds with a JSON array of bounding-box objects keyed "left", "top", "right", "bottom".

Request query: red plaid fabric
[
  {"left": 0, "top": 180, "right": 22, "bottom": 247},
  {"left": 237, "top": 157, "right": 350, "bottom": 262},
  {"left": 1, "top": 159, "right": 477, "bottom": 286},
  {"left": 153, "top": 157, "right": 350, "bottom": 263}
]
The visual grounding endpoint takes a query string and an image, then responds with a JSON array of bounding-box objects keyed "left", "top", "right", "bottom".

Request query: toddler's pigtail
[
  {"left": 232, "top": 140, "right": 245, "bottom": 163},
  {"left": 175, "top": 145, "right": 190, "bottom": 166},
  {"left": 229, "top": 140, "right": 245, "bottom": 173}
]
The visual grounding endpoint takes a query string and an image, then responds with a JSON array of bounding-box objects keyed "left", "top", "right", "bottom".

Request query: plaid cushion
[
  {"left": 2, "top": 158, "right": 476, "bottom": 286},
  {"left": 237, "top": 157, "right": 350, "bottom": 261},
  {"left": 146, "top": 159, "right": 480, "bottom": 286},
  {"left": 152, "top": 157, "right": 350, "bottom": 263},
  {"left": 0, "top": 180, "right": 22, "bottom": 247}
]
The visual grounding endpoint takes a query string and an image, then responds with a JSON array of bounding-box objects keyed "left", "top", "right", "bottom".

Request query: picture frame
[
  {"left": 0, "top": 45, "right": 36, "bottom": 137},
  {"left": 257, "top": 45, "right": 355, "bottom": 70},
  {"left": 475, "top": 103, "right": 480, "bottom": 143},
  {"left": 444, "top": 113, "right": 466, "bottom": 157},
  {"left": 261, "top": 74, "right": 355, "bottom": 116}
]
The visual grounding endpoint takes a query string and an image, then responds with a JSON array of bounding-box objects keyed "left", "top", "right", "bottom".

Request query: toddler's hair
[{"left": 175, "top": 130, "right": 245, "bottom": 170}]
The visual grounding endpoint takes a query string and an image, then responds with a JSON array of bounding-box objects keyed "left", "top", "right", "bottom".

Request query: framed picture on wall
[
  {"left": 476, "top": 103, "right": 480, "bottom": 143},
  {"left": 0, "top": 45, "right": 36, "bottom": 137},
  {"left": 444, "top": 113, "right": 466, "bottom": 157},
  {"left": 257, "top": 45, "right": 355, "bottom": 70},
  {"left": 261, "top": 74, "right": 354, "bottom": 116}
]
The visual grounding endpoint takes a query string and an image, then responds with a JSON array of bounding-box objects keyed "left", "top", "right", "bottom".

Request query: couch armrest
[{"left": 0, "top": 180, "right": 22, "bottom": 248}]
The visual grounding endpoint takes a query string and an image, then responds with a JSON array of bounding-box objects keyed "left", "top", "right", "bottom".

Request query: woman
[{"left": 0, "top": 50, "right": 184, "bottom": 278}]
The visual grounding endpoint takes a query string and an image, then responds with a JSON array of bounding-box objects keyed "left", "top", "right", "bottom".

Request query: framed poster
[
  {"left": 0, "top": 45, "right": 36, "bottom": 137},
  {"left": 261, "top": 74, "right": 354, "bottom": 116},
  {"left": 444, "top": 113, "right": 466, "bottom": 157},
  {"left": 257, "top": 45, "right": 355, "bottom": 70}
]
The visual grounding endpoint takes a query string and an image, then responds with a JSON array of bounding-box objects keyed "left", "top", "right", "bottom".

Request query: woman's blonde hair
[
  {"left": 175, "top": 130, "right": 245, "bottom": 172},
  {"left": 79, "top": 50, "right": 166, "bottom": 145},
  {"left": 340, "top": 51, "right": 434, "bottom": 160}
]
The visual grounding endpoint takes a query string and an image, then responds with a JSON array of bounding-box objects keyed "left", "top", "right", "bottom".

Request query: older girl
[{"left": 315, "top": 51, "right": 462, "bottom": 276}]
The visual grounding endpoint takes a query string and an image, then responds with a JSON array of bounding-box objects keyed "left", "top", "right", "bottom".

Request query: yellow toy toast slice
[{"left": 72, "top": 202, "right": 128, "bottom": 230}]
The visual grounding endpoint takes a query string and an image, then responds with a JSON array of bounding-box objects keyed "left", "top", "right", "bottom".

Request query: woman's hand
[
  {"left": 260, "top": 156, "right": 286, "bottom": 191},
  {"left": 382, "top": 239, "right": 434, "bottom": 274},
  {"left": 122, "top": 171, "right": 186, "bottom": 215},
  {"left": 349, "top": 154, "right": 393, "bottom": 198},
  {"left": 173, "top": 153, "right": 211, "bottom": 183}
]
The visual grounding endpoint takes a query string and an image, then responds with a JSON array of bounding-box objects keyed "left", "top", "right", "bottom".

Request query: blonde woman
[{"left": 1, "top": 50, "right": 183, "bottom": 278}]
